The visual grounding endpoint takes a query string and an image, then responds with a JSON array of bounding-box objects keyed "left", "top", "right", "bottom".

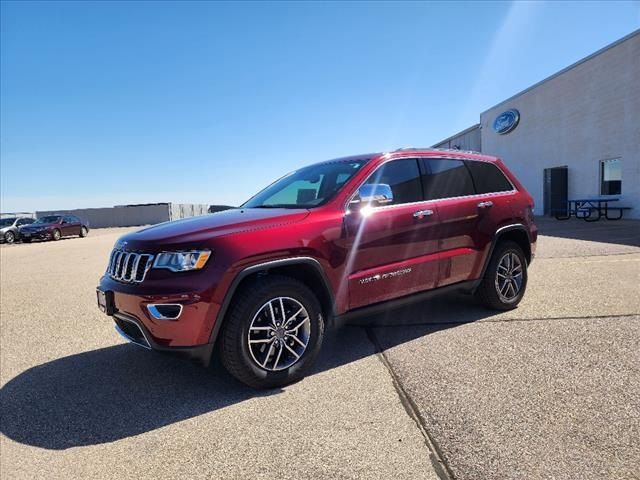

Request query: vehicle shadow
[
  {"left": 0, "top": 293, "right": 493, "bottom": 450},
  {"left": 536, "top": 216, "right": 640, "bottom": 248}
]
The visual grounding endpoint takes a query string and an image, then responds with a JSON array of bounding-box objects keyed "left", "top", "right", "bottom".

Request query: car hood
[
  {"left": 117, "top": 208, "right": 310, "bottom": 249},
  {"left": 21, "top": 223, "right": 56, "bottom": 230}
]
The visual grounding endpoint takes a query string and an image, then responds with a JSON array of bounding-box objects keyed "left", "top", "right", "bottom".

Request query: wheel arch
[
  {"left": 478, "top": 223, "right": 532, "bottom": 284},
  {"left": 208, "top": 257, "right": 335, "bottom": 347}
]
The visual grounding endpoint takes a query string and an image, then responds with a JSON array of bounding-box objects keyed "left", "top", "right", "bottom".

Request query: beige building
[{"left": 434, "top": 30, "right": 640, "bottom": 218}]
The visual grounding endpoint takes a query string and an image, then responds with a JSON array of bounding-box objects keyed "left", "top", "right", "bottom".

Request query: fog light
[{"left": 147, "top": 304, "right": 183, "bottom": 320}]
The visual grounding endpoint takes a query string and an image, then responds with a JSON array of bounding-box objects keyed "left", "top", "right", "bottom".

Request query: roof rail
[{"left": 392, "top": 146, "right": 483, "bottom": 155}]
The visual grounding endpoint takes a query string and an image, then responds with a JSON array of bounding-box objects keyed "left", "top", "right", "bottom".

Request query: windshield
[
  {"left": 242, "top": 160, "right": 368, "bottom": 208},
  {"left": 0, "top": 218, "right": 16, "bottom": 227},
  {"left": 34, "top": 216, "right": 61, "bottom": 224}
]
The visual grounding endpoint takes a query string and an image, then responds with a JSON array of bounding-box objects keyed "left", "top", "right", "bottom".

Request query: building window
[{"left": 600, "top": 158, "right": 622, "bottom": 195}]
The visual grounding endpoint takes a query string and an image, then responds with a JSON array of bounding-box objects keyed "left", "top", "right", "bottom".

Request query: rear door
[
  {"left": 464, "top": 160, "right": 518, "bottom": 273},
  {"left": 68, "top": 215, "right": 82, "bottom": 235},
  {"left": 61, "top": 216, "right": 77, "bottom": 236},
  {"left": 420, "top": 158, "right": 488, "bottom": 286},
  {"left": 344, "top": 158, "right": 441, "bottom": 309}
]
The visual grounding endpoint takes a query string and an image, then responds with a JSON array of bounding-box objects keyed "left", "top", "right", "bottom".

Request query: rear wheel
[
  {"left": 80, "top": 226, "right": 88, "bottom": 238},
  {"left": 52, "top": 229, "right": 61, "bottom": 241},
  {"left": 476, "top": 241, "right": 528, "bottom": 310},
  {"left": 4, "top": 231, "right": 15, "bottom": 244},
  {"left": 219, "top": 275, "right": 325, "bottom": 389}
]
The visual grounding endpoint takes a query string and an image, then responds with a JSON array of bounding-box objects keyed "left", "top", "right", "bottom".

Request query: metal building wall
[
  {"left": 169, "top": 203, "right": 209, "bottom": 221},
  {"left": 481, "top": 30, "right": 640, "bottom": 218},
  {"left": 432, "top": 124, "right": 481, "bottom": 152}
]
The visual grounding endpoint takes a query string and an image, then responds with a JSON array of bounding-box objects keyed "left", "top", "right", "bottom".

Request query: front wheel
[
  {"left": 4, "top": 231, "right": 15, "bottom": 244},
  {"left": 219, "top": 275, "right": 325, "bottom": 389},
  {"left": 52, "top": 229, "right": 62, "bottom": 241},
  {"left": 80, "top": 226, "right": 88, "bottom": 238},
  {"left": 475, "top": 241, "right": 528, "bottom": 310}
]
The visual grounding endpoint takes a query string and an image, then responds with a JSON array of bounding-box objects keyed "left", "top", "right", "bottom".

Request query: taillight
[{"left": 526, "top": 205, "right": 535, "bottom": 222}]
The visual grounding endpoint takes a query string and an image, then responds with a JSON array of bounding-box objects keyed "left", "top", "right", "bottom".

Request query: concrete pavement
[
  {"left": 1, "top": 217, "right": 639, "bottom": 479},
  {"left": 0, "top": 229, "right": 438, "bottom": 480}
]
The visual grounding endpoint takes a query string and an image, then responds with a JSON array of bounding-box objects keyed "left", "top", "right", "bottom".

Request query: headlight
[{"left": 153, "top": 250, "right": 211, "bottom": 272}]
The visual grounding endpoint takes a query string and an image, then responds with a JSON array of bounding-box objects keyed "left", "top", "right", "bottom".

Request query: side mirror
[{"left": 349, "top": 183, "right": 394, "bottom": 210}]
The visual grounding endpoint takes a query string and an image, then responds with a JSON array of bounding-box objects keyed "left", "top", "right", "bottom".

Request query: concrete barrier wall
[{"left": 36, "top": 204, "right": 171, "bottom": 228}]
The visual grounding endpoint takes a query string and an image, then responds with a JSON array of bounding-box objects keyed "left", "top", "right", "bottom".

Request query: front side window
[
  {"left": 362, "top": 159, "right": 422, "bottom": 205},
  {"left": 34, "top": 216, "right": 62, "bottom": 224},
  {"left": 243, "top": 160, "right": 368, "bottom": 208},
  {"left": 421, "top": 158, "right": 475, "bottom": 200},
  {"left": 465, "top": 161, "right": 513, "bottom": 194},
  {"left": 0, "top": 218, "right": 17, "bottom": 227},
  {"left": 600, "top": 158, "right": 622, "bottom": 195}
]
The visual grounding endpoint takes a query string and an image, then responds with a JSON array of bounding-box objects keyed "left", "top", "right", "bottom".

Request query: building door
[{"left": 543, "top": 167, "right": 568, "bottom": 216}]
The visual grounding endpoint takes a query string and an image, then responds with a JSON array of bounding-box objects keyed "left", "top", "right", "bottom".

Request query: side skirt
[{"left": 332, "top": 279, "right": 480, "bottom": 327}]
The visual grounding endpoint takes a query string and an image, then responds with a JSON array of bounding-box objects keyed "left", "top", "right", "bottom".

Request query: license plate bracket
[{"left": 96, "top": 288, "right": 115, "bottom": 316}]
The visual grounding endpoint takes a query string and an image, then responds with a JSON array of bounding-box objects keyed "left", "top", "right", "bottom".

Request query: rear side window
[
  {"left": 421, "top": 158, "right": 475, "bottom": 200},
  {"left": 363, "top": 159, "right": 422, "bottom": 205},
  {"left": 465, "top": 161, "right": 513, "bottom": 194}
]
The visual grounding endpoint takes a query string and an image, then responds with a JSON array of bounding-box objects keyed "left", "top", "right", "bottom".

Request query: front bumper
[
  {"left": 97, "top": 275, "right": 223, "bottom": 366},
  {"left": 112, "top": 311, "right": 214, "bottom": 365},
  {"left": 20, "top": 230, "right": 52, "bottom": 241}
]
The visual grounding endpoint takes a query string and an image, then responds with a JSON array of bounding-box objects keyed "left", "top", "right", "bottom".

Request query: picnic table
[{"left": 554, "top": 198, "right": 632, "bottom": 222}]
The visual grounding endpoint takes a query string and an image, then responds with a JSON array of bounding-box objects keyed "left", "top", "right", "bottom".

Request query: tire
[
  {"left": 475, "top": 241, "right": 528, "bottom": 310},
  {"left": 52, "top": 229, "right": 61, "bottom": 241},
  {"left": 80, "top": 226, "right": 88, "bottom": 238},
  {"left": 4, "top": 231, "right": 15, "bottom": 244},
  {"left": 219, "top": 274, "right": 325, "bottom": 389}
]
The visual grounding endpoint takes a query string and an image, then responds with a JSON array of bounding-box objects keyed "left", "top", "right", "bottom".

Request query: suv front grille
[{"left": 107, "top": 249, "right": 154, "bottom": 283}]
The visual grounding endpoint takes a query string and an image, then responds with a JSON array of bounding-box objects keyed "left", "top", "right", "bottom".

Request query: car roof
[
  {"left": 385, "top": 147, "right": 498, "bottom": 162},
  {"left": 308, "top": 148, "right": 499, "bottom": 169}
]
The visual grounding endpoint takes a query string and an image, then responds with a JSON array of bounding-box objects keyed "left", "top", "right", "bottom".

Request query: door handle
[
  {"left": 477, "top": 201, "right": 494, "bottom": 209},
  {"left": 413, "top": 209, "right": 434, "bottom": 219}
]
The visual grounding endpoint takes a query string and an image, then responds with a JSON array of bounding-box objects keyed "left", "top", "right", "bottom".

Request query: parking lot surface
[{"left": 1, "top": 217, "right": 639, "bottom": 479}]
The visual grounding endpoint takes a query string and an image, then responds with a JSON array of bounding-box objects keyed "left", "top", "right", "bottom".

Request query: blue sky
[{"left": 1, "top": 1, "right": 639, "bottom": 212}]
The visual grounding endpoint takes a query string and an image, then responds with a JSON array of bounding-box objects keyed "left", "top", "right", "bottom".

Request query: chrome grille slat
[
  {"left": 107, "top": 249, "right": 154, "bottom": 284},
  {"left": 122, "top": 253, "right": 132, "bottom": 280}
]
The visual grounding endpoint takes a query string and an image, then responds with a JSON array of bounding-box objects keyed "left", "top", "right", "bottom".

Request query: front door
[{"left": 344, "top": 158, "right": 441, "bottom": 310}]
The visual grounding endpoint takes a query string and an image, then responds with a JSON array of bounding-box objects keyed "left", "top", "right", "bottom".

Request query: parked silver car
[{"left": 0, "top": 217, "right": 36, "bottom": 244}]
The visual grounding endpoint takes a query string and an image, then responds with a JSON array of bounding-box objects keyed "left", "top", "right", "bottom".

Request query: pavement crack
[
  {"left": 367, "top": 313, "right": 639, "bottom": 328},
  {"left": 364, "top": 327, "right": 456, "bottom": 480}
]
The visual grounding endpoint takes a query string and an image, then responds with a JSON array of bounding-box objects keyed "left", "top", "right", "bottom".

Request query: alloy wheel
[
  {"left": 5, "top": 231, "right": 15, "bottom": 244},
  {"left": 494, "top": 252, "right": 523, "bottom": 302},
  {"left": 247, "top": 296, "right": 311, "bottom": 371}
]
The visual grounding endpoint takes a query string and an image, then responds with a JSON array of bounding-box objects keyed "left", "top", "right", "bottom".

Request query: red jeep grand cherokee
[{"left": 97, "top": 148, "right": 537, "bottom": 388}]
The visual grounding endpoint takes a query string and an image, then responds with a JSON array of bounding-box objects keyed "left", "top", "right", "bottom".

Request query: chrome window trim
[{"left": 345, "top": 156, "right": 517, "bottom": 214}]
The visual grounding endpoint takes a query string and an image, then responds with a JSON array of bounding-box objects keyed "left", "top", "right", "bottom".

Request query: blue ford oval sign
[{"left": 493, "top": 109, "right": 520, "bottom": 135}]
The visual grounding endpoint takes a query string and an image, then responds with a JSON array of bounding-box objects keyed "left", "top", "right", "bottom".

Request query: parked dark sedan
[
  {"left": 20, "top": 214, "right": 90, "bottom": 242},
  {"left": 0, "top": 217, "right": 36, "bottom": 244}
]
